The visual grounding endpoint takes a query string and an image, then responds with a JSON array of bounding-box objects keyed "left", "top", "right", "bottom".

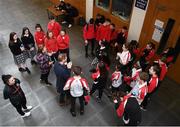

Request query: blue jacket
[{"left": 54, "top": 62, "right": 71, "bottom": 93}]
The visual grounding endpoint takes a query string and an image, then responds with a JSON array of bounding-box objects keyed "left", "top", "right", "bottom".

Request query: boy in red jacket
[
  {"left": 83, "top": 18, "right": 97, "bottom": 57},
  {"left": 141, "top": 64, "right": 160, "bottom": 110},
  {"left": 139, "top": 42, "right": 155, "bottom": 71},
  {"left": 57, "top": 29, "right": 70, "bottom": 62},
  {"left": 47, "top": 16, "right": 61, "bottom": 38}
]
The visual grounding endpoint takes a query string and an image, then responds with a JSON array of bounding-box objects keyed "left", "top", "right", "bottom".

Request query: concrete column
[
  {"left": 127, "top": 0, "right": 149, "bottom": 42},
  {"left": 86, "top": 0, "right": 94, "bottom": 22}
]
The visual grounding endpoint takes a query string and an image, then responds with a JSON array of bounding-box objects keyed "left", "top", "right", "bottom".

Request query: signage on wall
[
  {"left": 152, "top": 26, "right": 164, "bottom": 42},
  {"left": 135, "top": 0, "right": 148, "bottom": 10}
]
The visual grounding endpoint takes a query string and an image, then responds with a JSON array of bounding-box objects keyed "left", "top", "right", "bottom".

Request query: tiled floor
[{"left": 0, "top": 0, "right": 180, "bottom": 126}]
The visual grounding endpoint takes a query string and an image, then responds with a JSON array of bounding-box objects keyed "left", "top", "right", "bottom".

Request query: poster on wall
[
  {"left": 152, "top": 26, "right": 164, "bottom": 42},
  {"left": 135, "top": 0, "right": 148, "bottom": 10}
]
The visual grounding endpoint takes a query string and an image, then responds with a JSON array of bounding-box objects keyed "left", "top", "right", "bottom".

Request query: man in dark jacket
[
  {"left": 114, "top": 93, "right": 141, "bottom": 126},
  {"left": 54, "top": 54, "right": 71, "bottom": 106},
  {"left": 62, "top": 3, "right": 79, "bottom": 28}
]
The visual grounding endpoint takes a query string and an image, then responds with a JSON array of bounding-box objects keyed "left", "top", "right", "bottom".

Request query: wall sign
[
  {"left": 152, "top": 26, "right": 164, "bottom": 42},
  {"left": 135, "top": 0, "right": 148, "bottom": 10},
  {"left": 154, "top": 19, "right": 164, "bottom": 28}
]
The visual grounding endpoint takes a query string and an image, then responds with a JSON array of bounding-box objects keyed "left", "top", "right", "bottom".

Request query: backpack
[
  {"left": 69, "top": 77, "right": 90, "bottom": 103},
  {"left": 79, "top": 16, "right": 86, "bottom": 26}
]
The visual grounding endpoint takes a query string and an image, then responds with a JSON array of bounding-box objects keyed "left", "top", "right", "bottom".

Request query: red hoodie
[
  {"left": 47, "top": 21, "right": 61, "bottom": 38},
  {"left": 96, "top": 24, "right": 111, "bottom": 42},
  {"left": 44, "top": 37, "right": 58, "bottom": 53},
  {"left": 34, "top": 31, "right": 45, "bottom": 46},
  {"left": 148, "top": 76, "right": 159, "bottom": 93},
  {"left": 83, "top": 24, "right": 96, "bottom": 40},
  {"left": 57, "top": 34, "right": 70, "bottom": 50},
  {"left": 159, "top": 62, "right": 168, "bottom": 81},
  {"left": 140, "top": 47, "right": 155, "bottom": 61},
  {"left": 110, "top": 30, "right": 118, "bottom": 41}
]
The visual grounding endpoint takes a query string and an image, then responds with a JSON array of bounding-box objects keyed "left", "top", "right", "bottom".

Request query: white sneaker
[
  {"left": 61, "top": 21, "right": 67, "bottom": 24},
  {"left": 21, "top": 112, "right": 31, "bottom": 118},
  {"left": 68, "top": 24, "right": 72, "bottom": 28},
  {"left": 26, "top": 106, "right": 33, "bottom": 110},
  {"left": 123, "top": 116, "right": 129, "bottom": 124},
  {"left": 23, "top": 106, "right": 33, "bottom": 111}
]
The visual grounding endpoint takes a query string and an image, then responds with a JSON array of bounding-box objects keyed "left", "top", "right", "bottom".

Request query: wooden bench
[{"left": 47, "top": 6, "right": 63, "bottom": 21}]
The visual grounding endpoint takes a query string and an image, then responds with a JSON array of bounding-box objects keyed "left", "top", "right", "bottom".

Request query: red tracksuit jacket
[
  {"left": 44, "top": 37, "right": 58, "bottom": 53},
  {"left": 148, "top": 76, "right": 159, "bottom": 93},
  {"left": 83, "top": 24, "right": 96, "bottom": 40},
  {"left": 47, "top": 21, "right": 61, "bottom": 38},
  {"left": 57, "top": 34, "right": 70, "bottom": 50},
  {"left": 140, "top": 47, "right": 155, "bottom": 61},
  {"left": 34, "top": 31, "right": 45, "bottom": 46},
  {"left": 110, "top": 30, "right": 118, "bottom": 41},
  {"left": 96, "top": 24, "right": 111, "bottom": 42},
  {"left": 159, "top": 62, "right": 168, "bottom": 81}
]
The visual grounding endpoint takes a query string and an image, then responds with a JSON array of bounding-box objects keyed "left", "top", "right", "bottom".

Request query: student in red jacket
[
  {"left": 154, "top": 57, "right": 168, "bottom": 82},
  {"left": 96, "top": 19, "right": 111, "bottom": 46},
  {"left": 34, "top": 24, "right": 45, "bottom": 47},
  {"left": 47, "top": 16, "right": 61, "bottom": 38},
  {"left": 114, "top": 92, "right": 141, "bottom": 126},
  {"left": 57, "top": 29, "right": 70, "bottom": 62},
  {"left": 139, "top": 42, "right": 155, "bottom": 71},
  {"left": 115, "top": 26, "right": 128, "bottom": 49},
  {"left": 160, "top": 47, "right": 175, "bottom": 67},
  {"left": 109, "top": 23, "right": 118, "bottom": 52},
  {"left": 83, "top": 18, "right": 97, "bottom": 57},
  {"left": 141, "top": 64, "right": 160, "bottom": 110},
  {"left": 44, "top": 31, "right": 58, "bottom": 63}
]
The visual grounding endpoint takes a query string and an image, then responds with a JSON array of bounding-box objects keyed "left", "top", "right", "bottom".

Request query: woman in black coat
[{"left": 2, "top": 74, "right": 32, "bottom": 118}]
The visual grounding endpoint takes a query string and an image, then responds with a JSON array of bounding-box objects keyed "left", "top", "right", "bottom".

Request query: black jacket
[
  {"left": 54, "top": 62, "right": 71, "bottom": 93},
  {"left": 3, "top": 79, "right": 26, "bottom": 106},
  {"left": 9, "top": 38, "right": 23, "bottom": 55},
  {"left": 21, "top": 34, "right": 35, "bottom": 50}
]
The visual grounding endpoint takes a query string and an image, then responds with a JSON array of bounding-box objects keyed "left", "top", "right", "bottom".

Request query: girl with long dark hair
[
  {"left": 21, "top": 27, "right": 37, "bottom": 65},
  {"left": 83, "top": 18, "right": 97, "bottom": 57},
  {"left": 8, "top": 32, "right": 31, "bottom": 73},
  {"left": 90, "top": 61, "right": 108, "bottom": 102}
]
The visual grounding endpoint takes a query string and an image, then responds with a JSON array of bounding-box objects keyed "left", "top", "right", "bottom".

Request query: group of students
[
  {"left": 83, "top": 14, "right": 175, "bottom": 125},
  {"left": 1, "top": 12, "right": 176, "bottom": 125}
]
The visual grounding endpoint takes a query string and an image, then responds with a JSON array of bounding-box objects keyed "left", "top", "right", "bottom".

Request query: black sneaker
[
  {"left": 45, "top": 82, "right": 52, "bottom": 86},
  {"left": 70, "top": 109, "right": 76, "bottom": 117},
  {"left": 91, "top": 52, "right": 95, "bottom": 57},
  {"left": 25, "top": 67, "right": 31, "bottom": 74},
  {"left": 80, "top": 110, "right": 84, "bottom": 115},
  {"left": 85, "top": 53, "right": 88, "bottom": 58},
  {"left": 31, "top": 60, "right": 37, "bottom": 65},
  {"left": 19, "top": 67, "right": 26, "bottom": 72},
  {"left": 140, "top": 106, "right": 147, "bottom": 111}
]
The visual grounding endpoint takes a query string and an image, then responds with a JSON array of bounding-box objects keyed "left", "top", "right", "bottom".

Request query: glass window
[
  {"left": 96, "top": 0, "right": 110, "bottom": 11},
  {"left": 112, "top": 0, "right": 134, "bottom": 21}
]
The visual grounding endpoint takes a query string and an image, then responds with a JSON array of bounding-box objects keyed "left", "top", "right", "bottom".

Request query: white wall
[
  {"left": 86, "top": 0, "right": 94, "bottom": 22},
  {"left": 127, "top": 1, "right": 149, "bottom": 42}
]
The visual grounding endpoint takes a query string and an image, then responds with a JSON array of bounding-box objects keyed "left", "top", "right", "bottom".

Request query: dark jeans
[
  {"left": 59, "top": 48, "right": 70, "bottom": 62},
  {"left": 90, "top": 84, "right": 104, "bottom": 99},
  {"left": 59, "top": 90, "right": 70, "bottom": 103},
  {"left": 50, "top": 52, "right": 58, "bottom": 63},
  {"left": 11, "top": 96, "right": 27, "bottom": 116},
  {"left": 85, "top": 39, "right": 95, "bottom": 55},
  {"left": 70, "top": 95, "right": 84, "bottom": 112},
  {"left": 40, "top": 71, "right": 50, "bottom": 83},
  {"left": 64, "top": 14, "right": 74, "bottom": 24}
]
